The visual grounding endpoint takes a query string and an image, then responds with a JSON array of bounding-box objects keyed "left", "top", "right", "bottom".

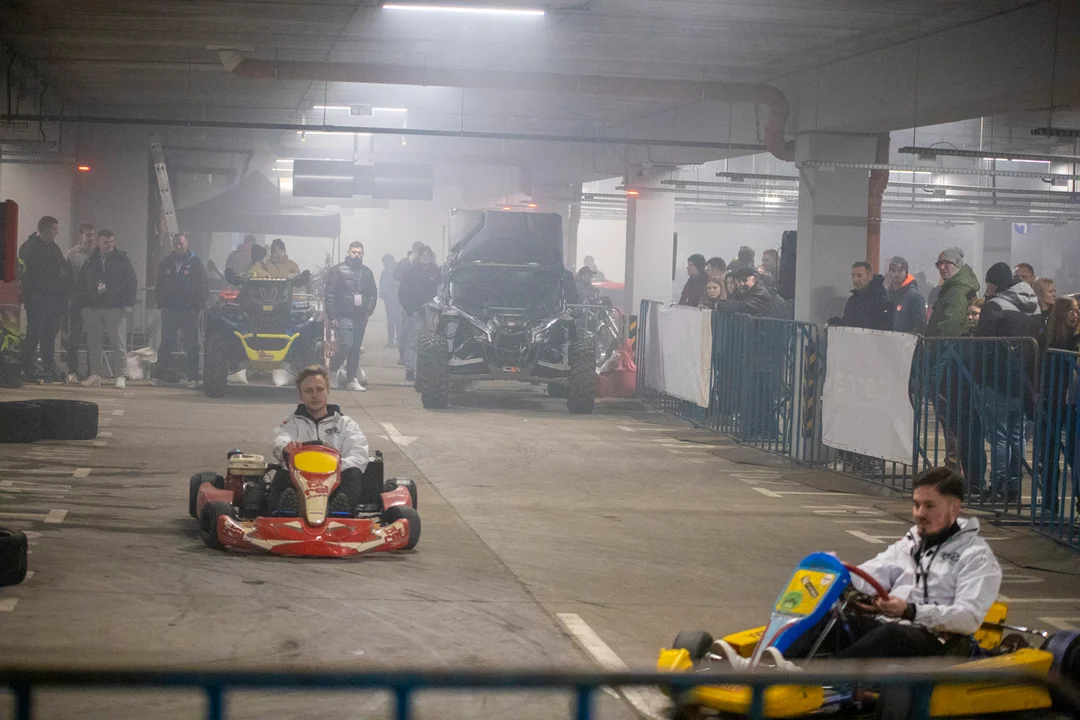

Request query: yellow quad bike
[{"left": 657, "top": 552, "right": 1080, "bottom": 718}]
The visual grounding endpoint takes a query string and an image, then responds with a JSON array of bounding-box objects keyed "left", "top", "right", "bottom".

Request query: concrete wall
[{"left": 0, "top": 163, "right": 75, "bottom": 246}]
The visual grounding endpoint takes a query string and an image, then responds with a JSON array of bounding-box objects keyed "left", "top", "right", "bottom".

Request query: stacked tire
[{"left": 0, "top": 400, "right": 98, "bottom": 443}]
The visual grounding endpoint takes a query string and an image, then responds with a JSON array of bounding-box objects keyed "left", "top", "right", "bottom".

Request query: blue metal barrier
[
  {"left": 3, "top": 664, "right": 1078, "bottom": 720},
  {"left": 1033, "top": 349, "right": 1080, "bottom": 549},
  {"left": 636, "top": 300, "right": 821, "bottom": 464},
  {"left": 912, "top": 336, "right": 1040, "bottom": 518}
]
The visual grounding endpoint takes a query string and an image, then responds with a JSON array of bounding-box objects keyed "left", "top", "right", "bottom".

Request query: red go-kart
[{"left": 189, "top": 444, "right": 420, "bottom": 557}]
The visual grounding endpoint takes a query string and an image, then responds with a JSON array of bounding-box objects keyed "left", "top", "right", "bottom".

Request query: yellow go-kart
[{"left": 657, "top": 552, "right": 1080, "bottom": 718}]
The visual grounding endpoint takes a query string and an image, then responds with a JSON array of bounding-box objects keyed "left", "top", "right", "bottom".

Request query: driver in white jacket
[
  {"left": 835, "top": 466, "right": 1002, "bottom": 658},
  {"left": 273, "top": 366, "right": 377, "bottom": 511}
]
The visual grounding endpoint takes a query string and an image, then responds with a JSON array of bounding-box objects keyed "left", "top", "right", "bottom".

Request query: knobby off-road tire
[
  {"left": 566, "top": 338, "right": 597, "bottom": 414},
  {"left": 203, "top": 332, "right": 229, "bottom": 398},
  {"left": 418, "top": 332, "right": 450, "bottom": 409},
  {"left": 0, "top": 527, "right": 28, "bottom": 586},
  {"left": 0, "top": 401, "right": 44, "bottom": 443},
  {"left": 32, "top": 399, "right": 98, "bottom": 441}
]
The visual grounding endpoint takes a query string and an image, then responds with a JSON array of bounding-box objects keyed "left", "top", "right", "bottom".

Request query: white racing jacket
[
  {"left": 273, "top": 404, "right": 369, "bottom": 473},
  {"left": 852, "top": 517, "right": 1002, "bottom": 636}
]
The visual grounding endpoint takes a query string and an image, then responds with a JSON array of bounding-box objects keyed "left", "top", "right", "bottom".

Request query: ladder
[{"left": 150, "top": 138, "right": 179, "bottom": 236}]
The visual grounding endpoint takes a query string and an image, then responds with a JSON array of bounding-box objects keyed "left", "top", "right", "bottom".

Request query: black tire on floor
[
  {"left": 418, "top": 332, "right": 450, "bottom": 409},
  {"left": 383, "top": 477, "right": 418, "bottom": 510},
  {"left": 199, "top": 500, "right": 235, "bottom": 550},
  {"left": 566, "top": 338, "right": 597, "bottom": 414},
  {"left": 188, "top": 472, "right": 224, "bottom": 519},
  {"left": 672, "top": 631, "right": 714, "bottom": 662},
  {"left": 0, "top": 402, "right": 44, "bottom": 443},
  {"left": 382, "top": 505, "right": 421, "bottom": 550},
  {"left": 31, "top": 399, "right": 98, "bottom": 441},
  {"left": 203, "top": 331, "right": 229, "bottom": 398},
  {"left": 0, "top": 527, "right": 28, "bottom": 586}
]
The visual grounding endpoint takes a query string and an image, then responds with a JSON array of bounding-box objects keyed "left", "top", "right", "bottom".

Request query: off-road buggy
[
  {"left": 202, "top": 269, "right": 324, "bottom": 397},
  {"left": 416, "top": 209, "right": 613, "bottom": 414}
]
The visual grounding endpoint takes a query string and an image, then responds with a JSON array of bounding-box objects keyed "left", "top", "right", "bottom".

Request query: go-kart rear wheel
[
  {"left": 382, "top": 505, "right": 421, "bottom": 550},
  {"left": 672, "top": 631, "right": 714, "bottom": 662},
  {"left": 203, "top": 332, "right": 229, "bottom": 398},
  {"left": 1047, "top": 631, "right": 1080, "bottom": 707},
  {"left": 384, "top": 477, "right": 418, "bottom": 510},
  {"left": 199, "top": 500, "right": 235, "bottom": 550},
  {"left": 0, "top": 527, "right": 28, "bottom": 586},
  {"left": 188, "top": 472, "right": 224, "bottom": 518}
]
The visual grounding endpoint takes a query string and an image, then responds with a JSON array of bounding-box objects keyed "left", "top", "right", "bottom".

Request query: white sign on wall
[{"left": 821, "top": 326, "right": 917, "bottom": 464}]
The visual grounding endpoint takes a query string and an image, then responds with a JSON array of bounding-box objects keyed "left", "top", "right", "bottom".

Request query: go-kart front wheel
[
  {"left": 384, "top": 477, "right": 418, "bottom": 510},
  {"left": 382, "top": 505, "right": 421, "bottom": 550},
  {"left": 199, "top": 500, "right": 235, "bottom": 550},
  {"left": 672, "top": 631, "right": 714, "bottom": 662},
  {"left": 1047, "top": 631, "right": 1080, "bottom": 708}
]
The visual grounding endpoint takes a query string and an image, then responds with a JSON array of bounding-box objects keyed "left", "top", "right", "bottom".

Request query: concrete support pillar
[
  {"left": 978, "top": 219, "right": 1012, "bottom": 277},
  {"left": 794, "top": 132, "right": 879, "bottom": 326},
  {"left": 624, "top": 168, "right": 675, "bottom": 312},
  {"left": 566, "top": 182, "right": 581, "bottom": 271}
]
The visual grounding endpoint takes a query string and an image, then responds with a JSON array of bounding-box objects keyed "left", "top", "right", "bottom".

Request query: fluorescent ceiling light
[
  {"left": 898, "top": 146, "right": 1080, "bottom": 164},
  {"left": 311, "top": 106, "right": 408, "bottom": 113},
  {"left": 383, "top": 4, "right": 545, "bottom": 16},
  {"left": 296, "top": 130, "right": 371, "bottom": 136},
  {"left": 312, "top": 105, "right": 350, "bottom": 111}
]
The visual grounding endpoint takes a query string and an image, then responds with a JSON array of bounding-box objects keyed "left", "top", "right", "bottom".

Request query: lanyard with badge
[{"left": 96, "top": 255, "right": 108, "bottom": 295}]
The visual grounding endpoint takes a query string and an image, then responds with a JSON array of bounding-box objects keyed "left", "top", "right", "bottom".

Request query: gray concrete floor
[{"left": 1, "top": 319, "right": 1078, "bottom": 719}]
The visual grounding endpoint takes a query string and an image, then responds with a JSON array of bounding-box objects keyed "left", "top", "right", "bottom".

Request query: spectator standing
[
  {"left": 963, "top": 298, "right": 985, "bottom": 335},
  {"left": 886, "top": 257, "right": 927, "bottom": 334},
  {"left": 76, "top": 230, "right": 137, "bottom": 389},
  {"left": 262, "top": 238, "right": 301, "bottom": 279},
  {"left": 723, "top": 273, "right": 737, "bottom": 298},
  {"left": 713, "top": 267, "right": 783, "bottom": 318},
  {"left": 394, "top": 241, "right": 426, "bottom": 364},
  {"left": 380, "top": 253, "right": 401, "bottom": 348},
  {"left": 576, "top": 267, "right": 600, "bottom": 302},
  {"left": 678, "top": 254, "right": 708, "bottom": 306},
  {"left": 582, "top": 255, "right": 605, "bottom": 281},
  {"left": 152, "top": 233, "right": 208, "bottom": 388},
  {"left": 974, "top": 262, "right": 1044, "bottom": 505},
  {"left": 926, "top": 248, "right": 979, "bottom": 337},
  {"left": 225, "top": 235, "right": 256, "bottom": 275},
  {"left": 705, "top": 256, "right": 726, "bottom": 282},
  {"left": 728, "top": 246, "right": 756, "bottom": 273},
  {"left": 19, "top": 216, "right": 72, "bottom": 383},
  {"left": 1040, "top": 295, "right": 1080, "bottom": 517},
  {"left": 398, "top": 246, "right": 441, "bottom": 382},
  {"left": 924, "top": 247, "right": 983, "bottom": 493},
  {"left": 838, "top": 261, "right": 894, "bottom": 330},
  {"left": 65, "top": 223, "right": 97, "bottom": 381},
  {"left": 1013, "top": 263, "right": 1036, "bottom": 286},
  {"left": 245, "top": 244, "right": 268, "bottom": 278},
  {"left": 325, "top": 241, "right": 378, "bottom": 392},
  {"left": 1032, "top": 277, "right": 1056, "bottom": 328},
  {"left": 699, "top": 279, "right": 724, "bottom": 309},
  {"left": 758, "top": 249, "right": 779, "bottom": 288}
]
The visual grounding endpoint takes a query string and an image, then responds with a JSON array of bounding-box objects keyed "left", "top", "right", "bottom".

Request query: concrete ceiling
[{"left": 1, "top": 0, "right": 1041, "bottom": 132}]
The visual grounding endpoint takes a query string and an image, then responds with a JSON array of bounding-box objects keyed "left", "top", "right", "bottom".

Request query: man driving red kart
[
  {"left": 273, "top": 365, "right": 380, "bottom": 513},
  {"left": 780, "top": 467, "right": 1003, "bottom": 662}
]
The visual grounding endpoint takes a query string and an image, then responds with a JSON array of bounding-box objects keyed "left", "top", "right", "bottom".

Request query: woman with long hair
[{"left": 1039, "top": 294, "right": 1080, "bottom": 521}]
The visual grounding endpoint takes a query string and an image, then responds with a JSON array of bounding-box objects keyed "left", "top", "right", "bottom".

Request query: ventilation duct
[{"left": 292, "top": 160, "right": 434, "bottom": 200}]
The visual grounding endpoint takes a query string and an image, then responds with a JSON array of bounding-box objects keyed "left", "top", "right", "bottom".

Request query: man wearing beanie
[
  {"left": 678, "top": 253, "right": 708, "bottom": 306},
  {"left": 926, "top": 247, "right": 980, "bottom": 338},
  {"left": 974, "top": 261, "right": 1042, "bottom": 504}
]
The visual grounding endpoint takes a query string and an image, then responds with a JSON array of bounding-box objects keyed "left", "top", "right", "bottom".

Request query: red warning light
[
  {"left": 526, "top": 202, "right": 538, "bottom": 209},
  {"left": 502, "top": 206, "right": 512, "bottom": 210},
  {"left": 77, "top": 165, "right": 91, "bottom": 172},
  {"left": 626, "top": 189, "right": 639, "bottom": 196}
]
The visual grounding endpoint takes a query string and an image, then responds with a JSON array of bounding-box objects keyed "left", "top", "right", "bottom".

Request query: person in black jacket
[
  {"left": 398, "top": 245, "right": 441, "bottom": 382},
  {"left": 76, "top": 230, "right": 137, "bottom": 388},
  {"left": 19, "top": 216, "right": 73, "bottom": 382},
  {"left": 152, "top": 232, "right": 208, "bottom": 388},
  {"left": 838, "top": 262, "right": 894, "bottom": 331},
  {"left": 379, "top": 253, "right": 401, "bottom": 348},
  {"left": 325, "top": 241, "right": 379, "bottom": 391},
  {"left": 393, "top": 240, "right": 426, "bottom": 364},
  {"left": 678, "top": 254, "right": 708, "bottom": 306},
  {"left": 713, "top": 267, "right": 784, "bottom": 318},
  {"left": 886, "top": 257, "right": 927, "bottom": 334}
]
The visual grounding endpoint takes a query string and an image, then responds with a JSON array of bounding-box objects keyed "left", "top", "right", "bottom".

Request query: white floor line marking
[
  {"left": 1000, "top": 574, "right": 1044, "bottom": 584},
  {"left": 667, "top": 449, "right": 714, "bottom": 456},
  {"left": 757, "top": 489, "right": 850, "bottom": 496},
  {"left": 98, "top": 431, "right": 112, "bottom": 437},
  {"left": 809, "top": 509, "right": 883, "bottom": 516},
  {"left": 687, "top": 459, "right": 706, "bottom": 464},
  {"left": 615, "top": 425, "right": 636, "bottom": 432},
  {"left": 0, "top": 482, "right": 69, "bottom": 494},
  {"left": 380, "top": 423, "right": 418, "bottom": 447},
  {"left": 0, "top": 468, "right": 79, "bottom": 476},
  {"left": 0, "top": 511, "right": 49, "bottom": 522},
  {"left": 24, "top": 531, "right": 41, "bottom": 540},
  {"left": 0, "top": 599, "right": 17, "bottom": 612},
  {"left": 44, "top": 509, "right": 68, "bottom": 524},
  {"left": 660, "top": 443, "right": 726, "bottom": 449},
  {"left": 72, "top": 468, "right": 92, "bottom": 478},
  {"left": 556, "top": 613, "right": 668, "bottom": 720},
  {"left": 846, "top": 530, "right": 888, "bottom": 544},
  {"left": 751, "top": 487, "right": 783, "bottom": 498},
  {"left": 998, "top": 596, "right": 1080, "bottom": 604},
  {"left": 1039, "top": 617, "right": 1080, "bottom": 630},
  {"left": 111, "top": 409, "right": 124, "bottom": 415},
  {"left": 24, "top": 570, "right": 34, "bottom": 581},
  {"left": 737, "top": 478, "right": 798, "bottom": 486}
]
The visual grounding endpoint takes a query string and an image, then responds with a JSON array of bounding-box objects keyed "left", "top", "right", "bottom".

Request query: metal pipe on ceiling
[
  {"left": 219, "top": 52, "right": 796, "bottom": 161},
  {"left": 6, "top": 113, "right": 766, "bottom": 151}
]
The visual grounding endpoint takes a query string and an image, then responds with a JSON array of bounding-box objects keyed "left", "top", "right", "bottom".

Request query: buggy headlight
[{"left": 444, "top": 307, "right": 493, "bottom": 341}]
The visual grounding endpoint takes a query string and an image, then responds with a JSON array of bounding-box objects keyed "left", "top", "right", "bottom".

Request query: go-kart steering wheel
[{"left": 842, "top": 562, "right": 889, "bottom": 599}]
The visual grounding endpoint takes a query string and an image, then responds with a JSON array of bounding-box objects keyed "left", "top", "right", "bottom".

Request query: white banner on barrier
[
  {"left": 642, "top": 303, "right": 713, "bottom": 407},
  {"left": 821, "top": 326, "right": 917, "bottom": 464}
]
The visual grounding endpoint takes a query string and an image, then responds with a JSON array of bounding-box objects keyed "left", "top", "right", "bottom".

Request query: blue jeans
[
  {"left": 982, "top": 388, "right": 1025, "bottom": 503},
  {"left": 331, "top": 314, "right": 369, "bottom": 381}
]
